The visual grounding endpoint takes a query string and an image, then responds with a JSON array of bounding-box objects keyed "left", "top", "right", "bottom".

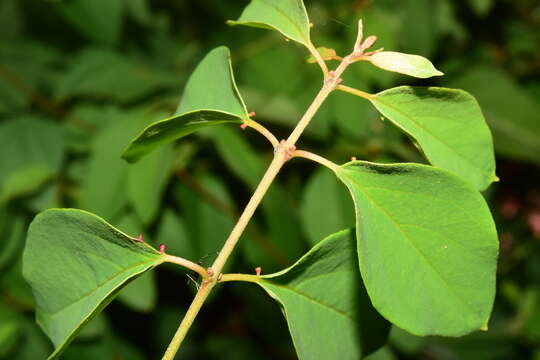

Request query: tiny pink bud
[
  {"left": 351, "top": 157, "right": 357, "bottom": 161},
  {"left": 255, "top": 267, "right": 262, "bottom": 276},
  {"left": 248, "top": 112, "right": 256, "bottom": 117},
  {"left": 207, "top": 267, "right": 215, "bottom": 277},
  {"left": 240, "top": 123, "right": 248, "bottom": 130},
  {"left": 136, "top": 234, "right": 144, "bottom": 242},
  {"left": 159, "top": 244, "right": 166, "bottom": 253}
]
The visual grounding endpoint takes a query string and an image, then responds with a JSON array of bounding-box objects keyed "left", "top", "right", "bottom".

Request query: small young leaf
[
  {"left": 369, "top": 86, "right": 496, "bottom": 190},
  {"left": 306, "top": 47, "right": 338, "bottom": 63},
  {"left": 227, "top": 0, "right": 311, "bottom": 47},
  {"left": 23, "top": 209, "right": 166, "bottom": 360},
  {"left": 253, "top": 229, "right": 390, "bottom": 359},
  {"left": 122, "top": 46, "right": 248, "bottom": 163},
  {"left": 334, "top": 161, "right": 498, "bottom": 336},
  {"left": 367, "top": 51, "right": 443, "bottom": 78}
]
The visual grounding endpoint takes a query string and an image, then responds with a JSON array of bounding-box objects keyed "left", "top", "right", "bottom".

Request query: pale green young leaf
[
  {"left": 227, "top": 0, "right": 311, "bottom": 46},
  {"left": 253, "top": 229, "right": 390, "bottom": 359},
  {"left": 22, "top": 209, "right": 166, "bottom": 360},
  {"left": 367, "top": 52, "right": 443, "bottom": 78},
  {"left": 335, "top": 161, "right": 498, "bottom": 336},
  {"left": 122, "top": 46, "right": 247, "bottom": 163},
  {"left": 369, "top": 86, "right": 496, "bottom": 190}
]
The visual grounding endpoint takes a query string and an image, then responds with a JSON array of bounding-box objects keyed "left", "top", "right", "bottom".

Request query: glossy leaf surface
[
  {"left": 23, "top": 209, "right": 165, "bottom": 359},
  {"left": 335, "top": 161, "right": 498, "bottom": 336},
  {"left": 122, "top": 47, "right": 247, "bottom": 163},
  {"left": 254, "top": 229, "right": 390, "bottom": 359},
  {"left": 367, "top": 51, "right": 443, "bottom": 78},
  {"left": 370, "top": 86, "right": 496, "bottom": 190},
  {"left": 227, "top": 0, "right": 310, "bottom": 46}
]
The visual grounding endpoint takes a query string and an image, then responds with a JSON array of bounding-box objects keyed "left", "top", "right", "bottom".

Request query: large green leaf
[
  {"left": 369, "top": 86, "right": 496, "bottom": 190},
  {"left": 56, "top": 49, "right": 176, "bottom": 103},
  {"left": 247, "top": 229, "right": 390, "bottom": 359},
  {"left": 79, "top": 108, "right": 150, "bottom": 220},
  {"left": 300, "top": 167, "right": 355, "bottom": 244},
  {"left": 56, "top": 0, "right": 124, "bottom": 46},
  {"left": 227, "top": 0, "right": 311, "bottom": 47},
  {"left": 122, "top": 46, "right": 248, "bottom": 163},
  {"left": 334, "top": 161, "right": 498, "bottom": 336},
  {"left": 23, "top": 209, "right": 166, "bottom": 359},
  {"left": 448, "top": 66, "right": 540, "bottom": 165},
  {"left": 0, "top": 116, "right": 64, "bottom": 203}
]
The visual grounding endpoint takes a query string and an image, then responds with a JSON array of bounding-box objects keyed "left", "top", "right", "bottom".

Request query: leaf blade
[
  {"left": 227, "top": 0, "right": 311, "bottom": 46},
  {"left": 335, "top": 161, "right": 498, "bottom": 336},
  {"left": 254, "top": 229, "right": 390, "bottom": 359},
  {"left": 370, "top": 86, "right": 496, "bottom": 190},
  {"left": 122, "top": 46, "right": 247, "bottom": 163},
  {"left": 367, "top": 51, "right": 443, "bottom": 78},
  {"left": 23, "top": 209, "right": 165, "bottom": 359}
]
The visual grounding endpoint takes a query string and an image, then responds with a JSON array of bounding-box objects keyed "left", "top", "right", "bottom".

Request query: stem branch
[
  {"left": 245, "top": 118, "right": 280, "bottom": 148},
  {"left": 163, "top": 42, "right": 357, "bottom": 360},
  {"left": 164, "top": 254, "right": 209, "bottom": 279}
]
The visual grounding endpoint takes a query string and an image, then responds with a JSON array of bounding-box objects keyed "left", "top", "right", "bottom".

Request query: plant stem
[
  {"left": 245, "top": 118, "right": 280, "bottom": 148},
  {"left": 336, "top": 84, "right": 374, "bottom": 100},
  {"left": 292, "top": 150, "right": 340, "bottom": 172},
  {"left": 306, "top": 40, "right": 329, "bottom": 79},
  {"left": 162, "top": 48, "right": 356, "bottom": 360},
  {"left": 220, "top": 273, "right": 260, "bottom": 283},
  {"left": 164, "top": 254, "right": 208, "bottom": 279},
  {"left": 162, "top": 281, "right": 215, "bottom": 359}
]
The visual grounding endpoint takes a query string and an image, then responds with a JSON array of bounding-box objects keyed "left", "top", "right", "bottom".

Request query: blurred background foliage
[{"left": 1, "top": 0, "right": 540, "bottom": 359}]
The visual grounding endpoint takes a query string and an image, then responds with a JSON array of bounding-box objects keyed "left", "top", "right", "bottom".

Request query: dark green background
[{"left": 1, "top": 0, "right": 539, "bottom": 359}]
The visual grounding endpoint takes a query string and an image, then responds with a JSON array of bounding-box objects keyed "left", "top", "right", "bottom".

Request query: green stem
[
  {"left": 292, "top": 150, "right": 340, "bottom": 172},
  {"left": 164, "top": 254, "right": 208, "bottom": 280},
  {"left": 162, "top": 45, "right": 357, "bottom": 360},
  {"left": 220, "top": 273, "right": 260, "bottom": 283}
]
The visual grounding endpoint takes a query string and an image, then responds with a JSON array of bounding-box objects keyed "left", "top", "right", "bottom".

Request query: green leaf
[
  {"left": 23, "top": 209, "right": 166, "bottom": 359},
  {"left": 0, "top": 116, "right": 64, "bottom": 202},
  {"left": 369, "top": 86, "right": 496, "bottom": 190},
  {"left": 252, "top": 229, "right": 390, "bottom": 359},
  {"left": 122, "top": 47, "right": 247, "bottom": 163},
  {"left": 367, "top": 52, "right": 443, "bottom": 78},
  {"left": 79, "top": 108, "right": 150, "bottom": 220},
  {"left": 334, "top": 161, "right": 498, "bottom": 336},
  {"left": 227, "top": 0, "right": 311, "bottom": 46},
  {"left": 127, "top": 143, "right": 173, "bottom": 224},
  {"left": 300, "top": 167, "right": 355, "bottom": 244},
  {"left": 56, "top": 0, "right": 124, "bottom": 46},
  {"left": 56, "top": 49, "right": 176, "bottom": 103},
  {"left": 448, "top": 66, "right": 540, "bottom": 165}
]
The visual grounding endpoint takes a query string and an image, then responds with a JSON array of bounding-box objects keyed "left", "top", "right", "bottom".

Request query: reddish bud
[
  {"left": 135, "top": 234, "right": 144, "bottom": 242},
  {"left": 248, "top": 112, "right": 256, "bottom": 117},
  {"left": 159, "top": 244, "right": 166, "bottom": 253},
  {"left": 207, "top": 268, "right": 215, "bottom": 277},
  {"left": 240, "top": 123, "right": 248, "bottom": 130},
  {"left": 255, "top": 267, "right": 262, "bottom": 276},
  {"left": 351, "top": 156, "right": 357, "bottom": 161}
]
